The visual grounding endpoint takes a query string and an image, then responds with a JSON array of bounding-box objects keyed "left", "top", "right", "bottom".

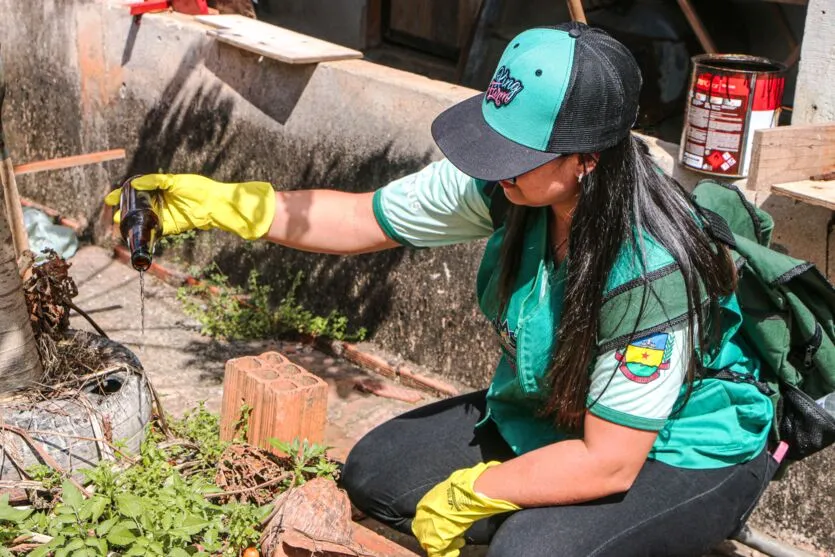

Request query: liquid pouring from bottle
[
  {"left": 118, "top": 177, "right": 162, "bottom": 337},
  {"left": 119, "top": 176, "right": 162, "bottom": 272}
]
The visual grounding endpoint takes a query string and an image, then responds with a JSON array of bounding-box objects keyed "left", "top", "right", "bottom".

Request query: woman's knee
[
  {"left": 340, "top": 429, "right": 388, "bottom": 507},
  {"left": 485, "top": 509, "right": 591, "bottom": 557}
]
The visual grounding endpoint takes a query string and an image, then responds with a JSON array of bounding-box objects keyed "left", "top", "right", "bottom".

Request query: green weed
[
  {"left": 176, "top": 265, "right": 367, "bottom": 342},
  {"left": 1, "top": 405, "right": 338, "bottom": 556}
]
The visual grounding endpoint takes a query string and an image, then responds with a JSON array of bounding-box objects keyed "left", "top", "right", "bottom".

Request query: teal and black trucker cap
[{"left": 432, "top": 22, "right": 642, "bottom": 181}]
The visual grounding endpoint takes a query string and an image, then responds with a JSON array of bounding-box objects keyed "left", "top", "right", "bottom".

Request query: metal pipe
[{"left": 733, "top": 525, "right": 822, "bottom": 557}]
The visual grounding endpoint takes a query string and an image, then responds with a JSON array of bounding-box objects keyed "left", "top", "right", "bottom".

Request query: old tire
[{"left": 0, "top": 331, "right": 153, "bottom": 479}]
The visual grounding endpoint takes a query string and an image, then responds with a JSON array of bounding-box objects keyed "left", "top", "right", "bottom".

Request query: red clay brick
[
  {"left": 352, "top": 522, "right": 420, "bottom": 556},
  {"left": 220, "top": 352, "right": 329, "bottom": 453}
]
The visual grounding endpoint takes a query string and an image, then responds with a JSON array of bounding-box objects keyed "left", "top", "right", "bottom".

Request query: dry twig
[
  {"left": 204, "top": 472, "right": 290, "bottom": 500},
  {"left": 0, "top": 423, "right": 89, "bottom": 497}
]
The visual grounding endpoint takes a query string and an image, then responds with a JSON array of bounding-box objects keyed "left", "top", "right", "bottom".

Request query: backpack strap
[
  {"left": 484, "top": 181, "right": 509, "bottom": 231},
  {"left": 698, "top": 207, "right": 737, "bottom": 250},
  {"left": 706, "top": 368, "right": 774, "bottom": 396}
]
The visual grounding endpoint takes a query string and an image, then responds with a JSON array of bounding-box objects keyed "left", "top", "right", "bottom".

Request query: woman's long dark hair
[{"left": 496, "top": 134, "right": 737, "bottom": 432}]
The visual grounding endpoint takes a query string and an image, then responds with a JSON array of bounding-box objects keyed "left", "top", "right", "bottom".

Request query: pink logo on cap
[{"left": 486, "top": 66, "right": 524, "bottom": 108}]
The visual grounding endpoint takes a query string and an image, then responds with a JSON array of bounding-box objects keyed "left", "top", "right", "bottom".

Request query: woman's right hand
[{"left": 104, "top": 174, "right": 276, "bottom": 240}]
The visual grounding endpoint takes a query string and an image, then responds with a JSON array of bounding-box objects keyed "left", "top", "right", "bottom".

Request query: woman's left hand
[{"left": 411, "top": 462, "right": 520, "bottom": 557}]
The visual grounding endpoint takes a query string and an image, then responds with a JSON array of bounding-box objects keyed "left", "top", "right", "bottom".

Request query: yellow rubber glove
[
  {"left": 412, "top": 462, "right": 520, "bottom": 557},
  {"left": 104, "top": 174, "right": 276, "bottom": 240}
]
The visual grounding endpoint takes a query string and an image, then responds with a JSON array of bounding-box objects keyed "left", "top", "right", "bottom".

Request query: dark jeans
[{"left": 341, "top": 390, "right": 776, "bottom": 557}]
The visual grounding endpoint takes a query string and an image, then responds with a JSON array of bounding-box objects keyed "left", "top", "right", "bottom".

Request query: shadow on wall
[
  {"left": 203, "top": 42, "right": 316, "bottom": 125},
  {"left": 209, "top": 141, "right": 433, "bottom": 343},
  {"left": 125, "top": 44, "right": 239, "bottom": 178},
  {"left": 119, "top": 39, "right": 437, "bottom": 369}
]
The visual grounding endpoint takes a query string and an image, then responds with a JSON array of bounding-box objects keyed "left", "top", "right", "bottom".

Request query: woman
[{"left": 106, "top": 22, "right": 775, "bottom": 556}]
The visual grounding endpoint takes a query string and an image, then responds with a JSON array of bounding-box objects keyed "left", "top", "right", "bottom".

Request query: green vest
[{"left": 475, "top": 206, "right": 773, "bottom": 469}]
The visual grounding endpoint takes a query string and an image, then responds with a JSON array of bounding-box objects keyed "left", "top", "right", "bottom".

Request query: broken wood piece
[
  {"left": 771, "top": 179, "right": 835, "bottom": 211},
  {"left": 747, "top": 123, "right": 835, "bottom": 192},
  {"left": 12, "top": 149, "right": 126, "bottom": 177},
  {"left": 260, "top": 477, "right": 418, "bottom": 556},
  {"left": 195, "top": 15, "right": 363, "bottom": 64}
]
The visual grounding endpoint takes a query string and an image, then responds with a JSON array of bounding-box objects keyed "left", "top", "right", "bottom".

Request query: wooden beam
[
  {"left": 0, "top": 158, "right": 27, "bottom": 258},
  {"left": 747, "top": 123, "right": 835, "bottom": 193},
  {"left": 567, "top": 0, "right": 587, "bottom": 23},
  {"left": 12, "top": 149, "right": 126, "bottom": 177},
  {"left": 676, "top": 0, "right": 717, "bottom": 54},
  {"left": 772, "top": 180, "right": 835, "bottom": 211}
]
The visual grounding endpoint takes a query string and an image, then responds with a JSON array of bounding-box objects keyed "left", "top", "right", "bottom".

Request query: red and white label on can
[
  {"left": 682, "top": 72, "right": 750, "bottom": 175},
  {"left": 681, "top": 68, "right": 785, "bottom": 177}
]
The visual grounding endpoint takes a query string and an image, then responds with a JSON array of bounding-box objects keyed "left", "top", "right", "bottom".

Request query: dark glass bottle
[{"left": 118, "top": 176, "right": 162, "bottom": 272}]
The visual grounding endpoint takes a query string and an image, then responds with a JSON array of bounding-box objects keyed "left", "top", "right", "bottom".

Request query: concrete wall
[
  {"left": 0, "top": 1, "right": 832, "bottom": 552},
  {"left": 793, "top": 0, "right": 835, "bottom": 124}
]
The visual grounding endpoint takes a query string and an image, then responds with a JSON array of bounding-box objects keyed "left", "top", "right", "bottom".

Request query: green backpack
[
  {"left": 691, "top": 179, "right": 835, "bottom": 461},
  {"left": 484, "top": 179, "right": 835, "bottom": 461}
]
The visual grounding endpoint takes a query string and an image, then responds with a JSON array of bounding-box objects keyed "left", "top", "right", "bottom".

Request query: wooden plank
[
  {"left": 747, "top": 123, "right": 835, "bottom": 192},
  {"left": 195, "top": 15, "right": 362, "bottom": 64},
  {"left": 13, "top": 149, "right": 125, "bottom": 177},
  {"left": 772, "top": 180, "right": 835, "bottom": 211}
]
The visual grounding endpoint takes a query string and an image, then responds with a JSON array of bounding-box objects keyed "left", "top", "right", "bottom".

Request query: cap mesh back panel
[{"left": 547, "top": 29, "right": 642, "bottom": 154}]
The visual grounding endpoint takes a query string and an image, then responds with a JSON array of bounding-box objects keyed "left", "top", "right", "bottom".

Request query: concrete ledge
[{"left": 1, "top": 1, "right": 832, "bottom": 552}]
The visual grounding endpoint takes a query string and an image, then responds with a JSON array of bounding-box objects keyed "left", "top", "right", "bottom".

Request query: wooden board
[
  {"left": 13, "top": 149, "right": 125, "bottom": 176},
  {"left": 195, "top": 15, "right": 362, "bottom": 64},
  {"left": 772, "top": 180, "right": 835, "bottom": 211},
  {"left": 747, "top": 123, "right": 835, "bottom": 192}
]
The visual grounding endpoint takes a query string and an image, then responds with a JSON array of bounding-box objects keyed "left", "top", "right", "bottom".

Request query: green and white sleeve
[
  {"left": 372, "top": 159, "right": 494, "bottom": 248},
  {"left": 587, "top": 322, "right": 689, "bottom": 431}
]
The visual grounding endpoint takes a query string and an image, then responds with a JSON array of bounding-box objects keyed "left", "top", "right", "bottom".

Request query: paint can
[{"left": 679, "top": 54, "right": 786, "bottom": 178}]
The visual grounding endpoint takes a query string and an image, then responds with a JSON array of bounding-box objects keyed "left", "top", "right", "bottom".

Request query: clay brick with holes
[{"left": 220, "top": 352, "right": 328, "bottom": 454}]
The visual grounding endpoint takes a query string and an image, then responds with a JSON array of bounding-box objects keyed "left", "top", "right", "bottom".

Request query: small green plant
[
  {"left": 233, "top": 402, "right": 254, "bottom": 443},
  {"left": 26, "top": 464, "right": 62, "bottom": 492},
  {"left": 268, "top": 438, "right": 340, "bottom": 487},
  {"left": 177, "top": 265, "right": 367, "bottom": 342},
  {"left": 167, "top": 402, "right": 230, "bottom": 470},
  {"left": 158, "top": 229, "right": 197, "bottom": 250},
  {"left": 1, "top": 406, "right": 272, "bottom": 556}
]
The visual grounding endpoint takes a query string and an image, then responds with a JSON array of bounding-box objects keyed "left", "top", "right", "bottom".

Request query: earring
[{"left": 577, "top": 172, "right": 585, "bottom": 181}]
